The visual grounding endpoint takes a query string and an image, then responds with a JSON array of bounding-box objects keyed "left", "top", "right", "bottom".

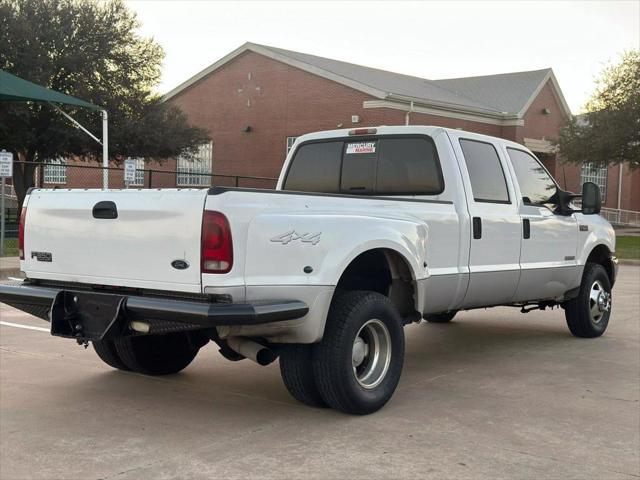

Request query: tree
[
  {"left": 557, "top": 50, "right": 640, "bottom": 170},
  {"left": 0, "top": 0, "right": 210, "bottom": 210}
]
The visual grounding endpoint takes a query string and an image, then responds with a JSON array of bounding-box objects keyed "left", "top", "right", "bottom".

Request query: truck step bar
[{"left": 0, "top": 283, "right": 309, "bottom": 341}]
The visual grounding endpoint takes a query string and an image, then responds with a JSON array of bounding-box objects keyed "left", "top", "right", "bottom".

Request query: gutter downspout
[
  {"left": 102, "top": 110, "right": 108, "bottom": 189},
  {"left": 405, "top": 101, "right": 414, "bottom": 126}
]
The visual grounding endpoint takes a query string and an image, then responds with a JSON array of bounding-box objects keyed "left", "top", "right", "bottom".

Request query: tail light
[
  {"left": 18, "top": 206, "right": 27, "bottom": 260},
  {"left": 201, "top": 211, "right": 233, "bottom": 273}
]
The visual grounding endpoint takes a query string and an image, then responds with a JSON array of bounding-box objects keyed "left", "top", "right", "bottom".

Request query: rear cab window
[
  {"left": 283, "top": 141, "right": 343, "bottom": 193},
  {"left": 283, "top": 135, "right": 444, "bottom": 196}
]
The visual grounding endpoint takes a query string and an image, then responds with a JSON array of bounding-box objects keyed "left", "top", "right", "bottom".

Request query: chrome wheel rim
[
  {"left": 589, "top": 280, "right": 611, "bottom": 323},
  {"left": 352, "top": 319, "right": 392, "bottom": 389}
]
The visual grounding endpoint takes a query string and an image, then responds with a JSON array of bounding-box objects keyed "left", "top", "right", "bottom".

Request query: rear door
[
  {"left": 22, "top": 189, "right": 207, "bottom": 293},
  {"left": 505, "top": 147, "right": 579, "bottom": 301},
  {"left": 450, "top": 134, "right": 522, "bottom": 308}
]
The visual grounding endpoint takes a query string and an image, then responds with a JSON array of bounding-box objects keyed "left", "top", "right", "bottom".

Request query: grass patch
[
  {"left": 616, "top": 236, "right": 640, "bottom": 260},
  {"left": 2, "top": 237, "right": 18, "bottom": 257}
]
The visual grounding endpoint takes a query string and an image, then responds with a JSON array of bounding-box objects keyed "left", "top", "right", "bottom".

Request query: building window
[
  {"left": 286, "top": 136, "right": 298, "bottom": 155},
  {"left": 177, "top": 142, "right": 212, "bottom": 186},
  {"left": 581, "top": 163, "right": 607, "bottom": 200},
  {"left": 43, "top": 159, "right": 67, "bottom": 185},
  {"left": 126, "top": 158, "right": 145, "bottom": 186}
]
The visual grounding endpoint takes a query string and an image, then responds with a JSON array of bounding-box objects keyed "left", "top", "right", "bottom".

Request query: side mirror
[
  {"left": 581, "top": 181, "right": 601, "bottom": 215},
  {"left": 555, "top": 188, "right": 579, "bottom": 216}
]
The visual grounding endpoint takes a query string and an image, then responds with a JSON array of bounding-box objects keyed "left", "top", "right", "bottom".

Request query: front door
[
  {"left": 451, "top": 135, "right": 522, "bottom": 308},
  {"left": 505, "top": 147, "right": 579, "bottom": 302}
]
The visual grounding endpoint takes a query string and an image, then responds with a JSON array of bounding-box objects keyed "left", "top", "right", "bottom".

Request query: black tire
[
  {"left": 92, "top": 339, "right": 131, "bottom": 371},
  {"left": 114, "top": 332, "right": 203, "bottom": 375},
  {"left": 313, "top": 291, "right": 405, "bottom": 415},
  {"left": 564, "top": 263, "right": 612, "bottom": 338},
  {"left": 279, "top": 344, "right": 327, "bottom": 408},
  {"left": 424, "top": 311, "right": 457, "bottom": 323}
]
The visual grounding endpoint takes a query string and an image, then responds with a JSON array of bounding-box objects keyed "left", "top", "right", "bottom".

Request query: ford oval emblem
[{"left": 171, "top": 260, "right": 190, "bottom": 270}]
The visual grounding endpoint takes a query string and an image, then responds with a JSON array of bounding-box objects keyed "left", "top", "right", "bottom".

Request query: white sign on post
[
  {"left": 0, "top": 150, "right": 13, "bottom": 178},
  {"left": 124, "top": 158, "right": 136, "bottom": 185},
  {"left": 0, "top": 150, "right": 12, "bottom": 257}
]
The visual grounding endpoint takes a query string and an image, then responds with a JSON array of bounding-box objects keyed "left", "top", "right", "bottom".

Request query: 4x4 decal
[{"left": 270, "top": 230, "right": 321, "bottom": 245}]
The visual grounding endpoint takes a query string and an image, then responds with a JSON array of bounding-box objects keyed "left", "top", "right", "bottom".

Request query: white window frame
[
  {"left": 126, "top": 157, "right": 145, "bottom": 187},
  {"left": 177, "top": 142, "right": 212, "bottom": 187},
  {"left": 581, "top": 163, "right": 608, "bottom": 201},
  {"left": 43, "top": 159, "right": 67, "bottom": 185},
  {"left": 286, "top": 136, "right": 298, "bottom": 156}
]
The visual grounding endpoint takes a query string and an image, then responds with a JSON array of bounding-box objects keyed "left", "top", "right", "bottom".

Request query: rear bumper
[{"left": 0, "top": 282, "right": 309, "bottom": 341}]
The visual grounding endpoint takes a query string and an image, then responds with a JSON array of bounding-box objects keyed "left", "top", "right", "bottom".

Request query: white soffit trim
[
  {"left": 518, "top": 70, "right": 572, "bottom": 118},
  {"left": 524, "top": 137, "right": 557, "bottom": 154},
  {"left": 163, "top": 42, "right": 388, "bottom": 102},
  {"left": 363, "top": 100, "right": 525, "bottom": 127}
]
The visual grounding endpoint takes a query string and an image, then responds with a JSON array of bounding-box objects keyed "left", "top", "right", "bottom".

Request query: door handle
[
  {"left": 523, "top": 218, "right": 531, "bottom": 239},
  {"left": 92, "top": 201, "right": 118, "bottom": 219},
  {"left": 472, "top": 217, "right": 482, "bottom": 239}
]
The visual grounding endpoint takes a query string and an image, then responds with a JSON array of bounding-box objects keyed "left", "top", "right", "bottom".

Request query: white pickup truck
[{"left": 1, "top": 126, "right": 617, "bottom": 414}]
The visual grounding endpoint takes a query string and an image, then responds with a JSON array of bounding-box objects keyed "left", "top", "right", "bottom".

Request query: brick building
[{"left": 47, "top": 42, "right": 639, "bottom": 212}]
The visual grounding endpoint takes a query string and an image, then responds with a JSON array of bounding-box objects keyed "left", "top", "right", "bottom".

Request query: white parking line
[{"left": 0, "top": 321, "right": 49, "bottom": 332}]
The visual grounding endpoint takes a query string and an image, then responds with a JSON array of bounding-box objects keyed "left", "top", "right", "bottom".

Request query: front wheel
[
  {"left": 564, "top": 263, "right": 612, "bottom": 338},
  {"left": 313, "top": 291, "right": 405, "bottom": 415}
]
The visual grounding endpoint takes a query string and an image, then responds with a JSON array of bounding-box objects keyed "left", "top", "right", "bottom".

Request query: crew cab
[{"left": 0, "top": 126, "right": 617, "bottom": 415}]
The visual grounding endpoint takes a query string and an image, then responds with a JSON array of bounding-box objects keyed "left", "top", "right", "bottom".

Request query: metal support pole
[
  {"left": 617, "top": 163, "right": 623, "bottom": 210},
  {"left": 0, "top": 177, "right": 5, "bottom": 257},
  {"left": 47, "top": 103, "right": 108, "bottom": 188},
  {"left": 49, "top": 102, "right": 102, "bottom": 144},
  {"left": 102, "top": 110, "right": 109, "bottom": 189}
]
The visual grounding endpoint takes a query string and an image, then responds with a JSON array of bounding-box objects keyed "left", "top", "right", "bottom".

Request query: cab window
[
  {"left": 283, "top": 136, "right": 444, "bottom": 195},
  {"left": 507, "top": 148, "right": 557, "bottom": 206},
  {"left": 377, "top": 137, "right": 442, "bottom": 194},
  {"left": 459, "top": 139, "right": 510, "bottom": 203},
  {"left": 283, "top": 141, "right": 343, "bottom": 193}
]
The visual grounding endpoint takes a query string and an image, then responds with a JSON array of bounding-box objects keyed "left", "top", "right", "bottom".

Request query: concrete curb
[
  {"left": 619, "top": 259, "right": 640, "bottom": 266},
  {"left": 0, "top": 257, "right": 19, "bottom": 271}
]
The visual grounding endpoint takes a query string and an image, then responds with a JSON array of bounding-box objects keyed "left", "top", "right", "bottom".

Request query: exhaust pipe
[{"left": 226, "top": 337, "right": 277, "bottom": 366}]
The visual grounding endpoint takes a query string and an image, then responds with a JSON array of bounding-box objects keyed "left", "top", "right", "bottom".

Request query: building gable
[{"left": 163, "top": 42, "right": 571, "bottom": 127}]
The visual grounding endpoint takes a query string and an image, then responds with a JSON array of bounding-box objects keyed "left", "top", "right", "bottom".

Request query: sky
[{"left": 127, "top": 0, "right": 640, "bottom": 113}]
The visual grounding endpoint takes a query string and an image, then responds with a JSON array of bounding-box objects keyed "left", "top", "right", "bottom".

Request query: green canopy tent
[{"left": 0, "top": 69, "right": 109, "bottom": 187}]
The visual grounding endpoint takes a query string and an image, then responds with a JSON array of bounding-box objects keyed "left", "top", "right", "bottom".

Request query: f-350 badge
[{"left": 270, "top": 230, "right": 321, "bottom": 245}]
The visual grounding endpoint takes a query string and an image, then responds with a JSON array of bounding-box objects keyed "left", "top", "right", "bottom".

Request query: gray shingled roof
[
  {"left": 257, "top": 44, "right": 551, "bottom": 115},
  {"left": 164, "top": 42, "right": 568, "bottom": 117},
  {"left": 432, "top": 69, "right": 552, "bottom": 115}
]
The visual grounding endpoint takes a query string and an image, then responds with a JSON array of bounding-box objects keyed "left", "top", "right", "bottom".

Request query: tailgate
[{"left": 22, "top": 189, "right": 208, "bottom": 293}]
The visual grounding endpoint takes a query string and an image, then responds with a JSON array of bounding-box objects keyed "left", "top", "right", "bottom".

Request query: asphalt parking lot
[{"left": 1, "top": 266, "right": 638, "bottom": 480}]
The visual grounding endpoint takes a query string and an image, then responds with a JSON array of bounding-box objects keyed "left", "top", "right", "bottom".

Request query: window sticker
[{"left": 346, "top": 141, "right": 377, "bottom": 154}]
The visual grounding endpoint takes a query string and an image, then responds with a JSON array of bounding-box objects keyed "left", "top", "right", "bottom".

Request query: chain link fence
[
  {"left": 2, "top": 161, "right": 639, "bottom": 256},
  {"left": 0, "top": 161, "right": 278, "bottom": 254},
  {"left": 18, "top": 160, "right": 278, "bottom": 190}
]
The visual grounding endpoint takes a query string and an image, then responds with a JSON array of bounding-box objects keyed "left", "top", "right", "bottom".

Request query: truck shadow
[{"left": 51, "top": 312, "right": 588, "bottom": 423}]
